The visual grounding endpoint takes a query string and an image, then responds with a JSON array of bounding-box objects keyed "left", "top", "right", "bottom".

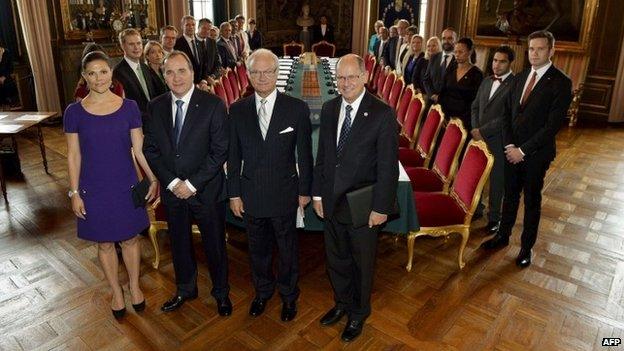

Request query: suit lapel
[
  {"left": 338, "top": 92, "right": 373, "bottom": 158},
  {"left": 482, "top": 78, "right": 494, "bottom": 105},
  {"left": 330, "top": 97, "right": 341, "bottom": 156},
  {"left": 161, "top": 93, "right": 174, "bottom": 147},
  {"left": 247, "top": 96, "right": 264, "bottom": 143},
  {"left": 121, "top": 60, "right": 144, "bottom": 101},
  {"left": 264, "top": 93, "right": 286, "bottom": 142},
  {"left": 177, "top": 90, "right": 201, "bottom": 147},
  {"left": 522, "top": 66, "right": 555, "bottom": 108}
]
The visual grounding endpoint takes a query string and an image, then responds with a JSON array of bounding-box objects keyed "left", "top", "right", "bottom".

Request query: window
[
  {"left": 189, "top": 0, "right": 214, "bottom": 21},
  {"left": 418, "top": 1, "right": 428, "bottom": 37}
]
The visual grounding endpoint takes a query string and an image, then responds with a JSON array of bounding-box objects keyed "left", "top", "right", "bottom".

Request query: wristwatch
[{"left": 68, "top": 189, "right": 79, "bottom": 198}]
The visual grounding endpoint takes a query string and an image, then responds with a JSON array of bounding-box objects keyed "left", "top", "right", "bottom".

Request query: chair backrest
[
  {"left": 388, "top": 76, "right": 404, "bottom": 109},
  {"left": 311, "top": 40, "right": 336, "bottom": 57},
  {"left": 396, "top": 84, "right": 414, "bottom": 124},
  {"left": 222, "top": 74, "right": 234, "bottom": 106},
  {"left": 431, "top": 118, "right": 468, "bottom": 191},
  {"left": 369, "top": 63, "right": 383, "bottom": 92},
  {"left": 381, "top": 71, "right": 396, "bottom": 102},
  {"left": 401, "top": 93, "right": 426, "bottom": 146},
  {"left": 213, "top": 80, "right": 228, "bottom": 107},
  {"left": 283, "top": 41, "right": 304, "bottom": 57},
  {"left": 365, "top": 55, "right": 377, "bottom": 84},
  {"left": 450, "top": 140, "right": 494, "bottom": 222},
  {"left": 376, "top": 68, "right": 388, "bottom": 97},
  {"left": 227, "top": 69, "right": 240, "bottom": 101},
  {"left": 236, "top": 64, "right": 249, "bottom": 92},
  {"left": 415, "top": 104, "right": 445, "bottom": 168}
]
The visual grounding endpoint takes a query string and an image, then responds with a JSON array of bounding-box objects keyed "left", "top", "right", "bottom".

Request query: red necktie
[{"left": 521, "top": 71, "right": 537, "bottom": 106}]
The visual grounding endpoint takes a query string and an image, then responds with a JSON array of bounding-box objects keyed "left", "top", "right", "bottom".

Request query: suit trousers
[
  {"left": 164, "top": 197, "right": 229, "bottom": 299},
  {"left": 243, "top": 211, "right": 300, "bottom": 303},
  {"left": 324, "top": 216, "right": 380, "bottom": 321},
  {"left": 484, "top": 137, "right": 505, "bottom": 222},
  {"left": 498, "top": 156, "right": 551, "bottom": 250}
]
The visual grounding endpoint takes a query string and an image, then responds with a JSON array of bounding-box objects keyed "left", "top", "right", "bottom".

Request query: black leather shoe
[
  {"left": 216, "top": 297, "right": 232, "bottom": 316},
  {"left": 249, "top": 297, "right": 269, "bottom": 317},
  {"left": 112, "top": 307, "right": 126, "bottom": 320},
  {"left": 485, "top": 221, "right": 500, "bottom": 234},
  {"left": 132, "top": 300, "right": 146, "bottom": 312},
  {"left": 516, "top": 249, "right": 532, "bottom": 268},
  {"left": 161, "top": 290, "right": 198, "bottom": 312},
  {"left": 341, "top": 320, "right": 364, "bottom": 342},
  {"left": 281, "top": 301, "right": 297, "bottom": 322},
  {"left": 319, "top": 307, "right": 346, "bottom": 326},
  {"left": 480, "top": 233, "right": 509, "bottom": 250}
]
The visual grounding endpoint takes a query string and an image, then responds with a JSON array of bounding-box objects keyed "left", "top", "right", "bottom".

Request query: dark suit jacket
[
  {"left": 198, "top": 37, "right": 222, "bottom": 77},
  {"left": 384, "top": 36, "right": 399, "bottom": 69},
  {"left": 113, "top": 58, "right": 158, "bottom": 117},
  {"left": 174, "top": 36, "right": 205, "bottom": 83},
  {"left": 143, "top": 88, "right": 229, "bottom": 206},
  {"left": 372, "top": 39, "right": 388, "bottom": 63},
  {"left": 312, "top": 24, "right": 334, "bottom": 43},
  {"left": 503, "top": 65, "right": 572, "bottom": 162},
  {"left": 409, "top": 55, "right": 428, "bottom": 92},
  {"left": 312, "top": 91, "right": 399, "bottom": 219},
  {"left": 423, "top": 51, "right": 456, "bottom": 97},
  {"left": 471, "top": 73, "right": 515, "bottom": 141},
  {"left": 227, "top": 92, "right": 313, "bottom": 218},
  {"left": 146, "top": 65, "right": 168, "bottom": 97},
  {"left": 246, "top": 30, "right": 263, "bottom": 51},
  {"left": 217, "top": 38, "right": 237, "bottom": 69}
]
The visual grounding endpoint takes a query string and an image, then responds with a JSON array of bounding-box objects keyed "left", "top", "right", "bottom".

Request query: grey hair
[
  {"left": 164, "top": 50, "right": 194, "bottom": 72},
  {"left": 246, "top": 48, "right": 279, "bottom": 71}
]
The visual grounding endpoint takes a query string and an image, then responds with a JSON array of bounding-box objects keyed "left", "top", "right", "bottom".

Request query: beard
[{"left": 442, "top": 43, "right": 454, "bottom": 52}]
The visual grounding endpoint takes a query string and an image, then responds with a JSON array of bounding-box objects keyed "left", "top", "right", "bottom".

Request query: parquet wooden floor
[{"left": 1, "top": 123, "right": 624, "bottom": 350}]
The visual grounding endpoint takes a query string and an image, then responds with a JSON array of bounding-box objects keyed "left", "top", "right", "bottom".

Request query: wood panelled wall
[{"left": 578, "top": 0, "right": 624, "bottom": 122}]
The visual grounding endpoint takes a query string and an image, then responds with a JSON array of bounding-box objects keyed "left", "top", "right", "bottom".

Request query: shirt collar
[
  {"left": 532, "top": 61, "right": 552, "bottom": 78},
  {"left": 124, "top": 56, "right": 140, "bottom": 70},
  {"left": 341, "top": 89, "right": 366, "bottom": 113},
  {"left": 495, "top": 70, "right": 513, "bottom": 81},
  {"left": 171, "top": 85, "right": 195, "bottom": 106},
  {"left": 255, "top": 88, "right": 278, "bottom": 106},
  {"left": 183, "top": 34, "right": 195, "bottom": 43}
]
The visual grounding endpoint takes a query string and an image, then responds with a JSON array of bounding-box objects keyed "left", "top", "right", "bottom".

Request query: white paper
[
  {"left": 277, "top": 87, "right": 286, "bottom": 92},
  {"left": 296, "top": 206, "right": 305, "bottom": 228},
  {"left": 15, "top": 114, "right": 46, "bottom": 122},
  {"left": 0, "top": 124, "right": 22, "bottom": 133},
  {"left": 0, "top": 115, "right": 8, "bottom": 120},
  {"left": 398, "top": 161, "right": 410, "bottom": 181}
]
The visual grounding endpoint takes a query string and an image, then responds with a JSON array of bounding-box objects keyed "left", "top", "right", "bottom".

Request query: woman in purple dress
[{"left": 64, "top": 51, "right": 158, "bottom": 319}]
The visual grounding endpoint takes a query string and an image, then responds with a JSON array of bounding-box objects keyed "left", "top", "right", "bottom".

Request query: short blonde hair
[
  {"left": 143, "top": 40, "right": 164, "bottom": 59},
  {"left": 425, "top": 36, "right": 442, "bottom": 60},
  {"left": 118, "top": 28, "right": 141, "bottom": 45}
]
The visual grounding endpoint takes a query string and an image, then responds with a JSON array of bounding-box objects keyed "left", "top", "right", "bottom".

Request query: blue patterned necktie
[
  {"left": 337, "top": 104, "right": 353, "bottom": 156},
  {"left": 173, "top": 99, "right": 184, "bottom": 145}
]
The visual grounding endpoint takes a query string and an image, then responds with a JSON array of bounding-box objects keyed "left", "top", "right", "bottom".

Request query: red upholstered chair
[
  {"left": 227, "top": 69, "right": 240, "bottom": 102},
  {"left": 387, "top": 76, "right": 404, "bottom": 110},
  {"left": 398, "top": 93, "right": 425, "bottom": 148},
  {"left": 375, "top": 67, "right": 389, "bottom": 98},
  {"left": 396, "top": 84, "right": 414, "bottom": 125},
  {"left": 404, "top": 140, "right": 494, "bottom": 271},
  {"left": 236, "top": 64, "right": 249, "bottom": 93},
  {"left": 311, "top": 40, "right": 336, "bottom": 57},
  {"left": 368, "top": 63, "right": 383, "bottom": 93},
  {"left": 283, "top": 41, "right": 304, "bottom": 57},
  {"left": 222, "top": 74, "right": 235, "bottom": 106},
  {"left": 399, "top": 103, "right": 444, "bottom": 167},
  {"left": 381, "top": 71, "right": 396, "bottom": 103},
  {"left": 213, "top": 80, "right": 229, "bottom": 107},
  {"left": 405, "top": 118, "right": 468, "bottom": 193},
  {"left": 365, "top": 55, "right": 377, "bottom": 86}
]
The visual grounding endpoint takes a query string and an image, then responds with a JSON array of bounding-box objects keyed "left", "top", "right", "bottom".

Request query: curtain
[
  {"left": 351, "top": 0, "right": 371, "bottom": 57},
  {"left": 424, "top": 0, "right": 445, "bottom": 40},
  {"left": 245, "top": 0, "right": 256, "bottom": 21},
  {"left": 15, "top": 0, "right": 61, "bottom": 113},
  {"left": 168, "top": 1, "right": 188, "bottom": 29}
]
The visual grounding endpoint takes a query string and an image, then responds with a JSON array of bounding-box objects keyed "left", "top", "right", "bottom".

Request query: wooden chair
[
  {"left": 396, "top": 84, "right": 415, "bottom": 125},
  {"left": 398, "top": 93, "right": 426, "bottom": 148},
  {"left": 406, "top": 140, "right": 494, "bottom": 271},
  {"left": 398, "top": 104, "right": 445, "bottom": 168},
  {"left": 283, "top": 41, "right": 304, "bottom": 57},
  {"left": 387, "top": 76, "right": 405, "bottom": 110},
  {"left": 404, "top": 118, "right": 468, "bottom": 193},
  {"left": 380, "top": 71, "right": 396, "bottom": 102},
  {"left": 311, "top": 40, "right": 336, "bottom": 57}
]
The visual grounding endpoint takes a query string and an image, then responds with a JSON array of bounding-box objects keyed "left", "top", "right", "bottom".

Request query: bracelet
[{"left": 150, "top": 179, "right": 158, "bottom": 183}]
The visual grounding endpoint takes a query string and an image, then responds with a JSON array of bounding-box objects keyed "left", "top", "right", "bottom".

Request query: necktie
[
  {"left": 521, "top": 71, "right": 538, "bottom": 106},
  {"left": 492, "top": 76, "right": 502, "bottom": 83},
  {"left": 135, "top": 65, "right": 150, "bottom": 99},
  {"left": 337, "top": 105, "right": 353, "bottom": 155},
  {"left": 258, "top": 98, "right": 269, "bottom": 139},
  {"left": 489, "top": 76, "right": 503, "bottom": 99},
  {"left": 190, "top": 38, "right": 198, "bottom": 64},
  {"left": 173, "top": 100, "right": 184, "bottom": 145}
]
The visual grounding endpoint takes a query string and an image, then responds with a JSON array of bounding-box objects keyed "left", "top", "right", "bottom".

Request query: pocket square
[{"left": 279, "top": 127, "right": 294, "bottom": 134}]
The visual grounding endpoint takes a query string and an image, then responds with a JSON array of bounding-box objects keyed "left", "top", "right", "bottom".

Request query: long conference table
[{"left": 226, "top": 55, "right": 420, "bottom": 234}]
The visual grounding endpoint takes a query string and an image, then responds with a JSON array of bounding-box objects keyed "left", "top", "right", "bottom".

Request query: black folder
[
  {"left": 131, "top": 178, "right": 151, "bottom": 208},
  {"left": 346, "top": 184, "right": 399, "bottom": 228}
]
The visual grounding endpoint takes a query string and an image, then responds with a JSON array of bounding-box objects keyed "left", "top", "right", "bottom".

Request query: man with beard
[{"left": 423, "top": 27, "right": 457, "bottom": 104}]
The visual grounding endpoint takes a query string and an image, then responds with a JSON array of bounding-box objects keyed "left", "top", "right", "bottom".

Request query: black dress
[
  {"left": 439, "top": 64, "right": 483, "bottom": 130},
  {"left": 146, "top": 65, "right": 168, "bottom": 96}
]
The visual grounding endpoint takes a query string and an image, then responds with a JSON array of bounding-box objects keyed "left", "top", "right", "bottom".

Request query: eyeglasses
[
  {"left": 335, "top": 74, "right": 362, "bottom": 83},
  {"left": 249, "top": 69, "right": 277, "bottom": 78}
]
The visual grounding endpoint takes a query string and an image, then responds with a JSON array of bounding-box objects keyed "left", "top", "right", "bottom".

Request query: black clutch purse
[
  {"left": 346, "top": 184, "right": 399, "bottom": 228},
  {"left": 131, "top": 178, "right": 151, "bottom": 208}
]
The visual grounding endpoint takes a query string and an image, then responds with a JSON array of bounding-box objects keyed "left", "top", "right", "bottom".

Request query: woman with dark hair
[
  {"left": 439, "top": 37, "right": 483, "bottom": 130},
  {"left": 73, "top": 43, "right": 124, "bottom": 101},
  {"left": 0, "top": 42, "right": 19, "bottom": 107},
  {"left": 246, "top": 18, "right": 263, "bottom": 51},
  {"left": 64, "top": 51, "right": 158, "bottom": 320}
]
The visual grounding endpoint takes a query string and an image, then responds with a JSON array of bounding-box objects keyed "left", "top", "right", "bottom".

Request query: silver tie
[{"left": 258, "top": 98, "right": 269, "bottom": 139}]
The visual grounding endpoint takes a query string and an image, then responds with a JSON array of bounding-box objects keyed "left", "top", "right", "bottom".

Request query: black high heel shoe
[
  {"left": 132, "top": 299, "right": 146, "bottom": 312},
  {"left": 112, "top": 306, "right": 126, "bottom": 319}
]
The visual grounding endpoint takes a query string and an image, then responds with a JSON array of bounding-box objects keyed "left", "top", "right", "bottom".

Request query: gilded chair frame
[
  {"left": 311, "top": 40, "right": 337, "bottom": 57},
  {"left": 365, "top": 55, "right": 377, "bottom": 85},
  {"left": 282, "top": 41, "right": 304, "bottom": 57},
  {"left": 405, "top": 140, "right": 494, "bottom": 271},
  {"left": 414, "top": 103, "right": 444, "bottom": 167},
  {"left": 388, "top": 76, "right": 405, "bottom": 110},
  {"left": 430, "top": 118, "right": 468, "bottom": 193}
]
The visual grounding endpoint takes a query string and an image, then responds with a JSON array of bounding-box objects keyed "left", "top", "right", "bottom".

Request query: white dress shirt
[
  {"left": 488, "top": 70, "right": 513, "bottom": 99},
  {"left": 519, "top": 61, "right": 552, "bottom": 104},
  {"left": 124, "top": 56, "right": 147, "bottom": 93},
  {"left": 255, "top": 88, "right": 277, "bottom": 124},
  {"left": 440, "top": 51, "right": 454, "bottom": 67},
  {"left": 321, "top": 24, "right": 327, "bottom": 36},
  {"left": 183, "top": 34, "right": 199, "bottom": 61},
  {"left": 167, "top": 85, "right": 197, "bottom": 193}
]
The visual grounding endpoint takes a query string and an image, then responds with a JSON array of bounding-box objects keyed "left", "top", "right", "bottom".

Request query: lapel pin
[
  {"left": 195, "top": 104, "right": 199, "bottom": 107},
  {"left": 364, "top": 112, "right": 368, "bottom": 117}
]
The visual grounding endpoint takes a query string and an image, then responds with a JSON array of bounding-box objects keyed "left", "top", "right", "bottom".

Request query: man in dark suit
[
  {"left": 471, "top": 45, "right": 516, "bottom": 234},
  {"left": 383, "top": 19, "right": 409, "bottom": 70},
  {"left": 312, "top": 54, "right": 398, "bottom": 342},
  {"left": 481, "top": 31, "right": 572, "bottom": 268},
  {"left": 423, "top": 27, "right": 457, "bottom": 103},
  {"left": 143, "top": 51, "right": 232, "bottom": 315},
  {"left": 312, "top": 15, "right": 335, "bottom": 44},
  {"left": 228, "top": 49, "right": 313, "bottom": 322},
  {"left": 113, "top": 29, "right": 158, "bottom": 119},
  {"left": 217, "top": 22, "right": 238, "bottom": 69},
  {"left": 372, "top": 27, "right": 389, "bottom": 64},
  {"left": 196, "top": 18, "right": 223, "bottom": 85},
  {"left": 174, "top": 16, "right": 206, "bottom": 84}
]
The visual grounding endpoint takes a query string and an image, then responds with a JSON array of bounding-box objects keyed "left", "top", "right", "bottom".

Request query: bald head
[{"left": 336, "top": 54, "right": 367, "bottom": 103}]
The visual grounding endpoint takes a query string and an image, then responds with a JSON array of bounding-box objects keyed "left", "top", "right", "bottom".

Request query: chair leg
[
  {"left": 149, "top": 224, "right": 160, "bottom": 269},
  {"left": 406, "top": 232, "right": 416, "bottom": 272},
  {"left": 457, "top": 228, "right": 470, "bottom": 270}
]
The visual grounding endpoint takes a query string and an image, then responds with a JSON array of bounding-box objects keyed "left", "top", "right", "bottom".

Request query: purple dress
[{"left": 63, "top": 99, "right": 149, "bottom": 242}]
